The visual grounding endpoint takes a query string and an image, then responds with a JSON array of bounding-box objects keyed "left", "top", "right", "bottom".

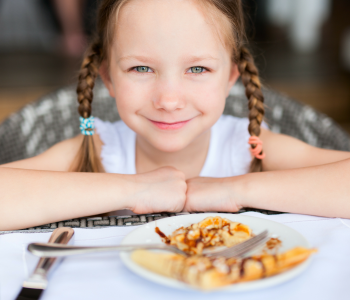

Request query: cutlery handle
[
  {"left": 32, "top": 227, "right": 74, "bottom": 276},
  {"left": 28, "top": 243, "right": 185, "bottom": 257}
]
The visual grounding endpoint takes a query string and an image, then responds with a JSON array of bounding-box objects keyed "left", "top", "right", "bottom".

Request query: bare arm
[
  {"left": 260, "top": 128, "right": 350, "bottom": 170},
  {"left": 235, "top": 157, "right": 350, "bottom": 218},
  {"left": 185, "top": 158, "right": 350, "bottom": 218},
  {"left": 186, "top": 129, "right": 350, "bottom": 218},
  {"left": 0, "top": 135, "right": 186, "bottom": 231},
  {"left": 1, "top": 134, "right": 95, "bottom": 171},
  {"left": 249, "top": 129, "right": 350, "bottom": 217},
  {"left": 0, "top": 166, "right": 186, "bottom": 231},
  {"left": 0, "top": 167, "right": 135, "bottom": 231}
]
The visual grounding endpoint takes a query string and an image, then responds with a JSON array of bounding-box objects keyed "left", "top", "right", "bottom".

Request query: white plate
[{"left": 120, "top": 213, "right": 312, "bottom": 292}]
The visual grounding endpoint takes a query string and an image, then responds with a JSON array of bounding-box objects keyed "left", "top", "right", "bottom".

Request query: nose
[{"left": 153, "top": 81, "right": 185, "bottom": 112}]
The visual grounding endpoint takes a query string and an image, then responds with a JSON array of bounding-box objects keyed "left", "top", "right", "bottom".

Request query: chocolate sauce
[
  {"left": 266, "top": 238, "right": 282, "bottom": 250},
  {"left": 155, "top": 227, "right": 170, "bottom": 244},
  {"left": 222, "top": 224, "right": 233, "bottom": 235},
  {"left": 205, "top": 228, "right": 220, "bottom": 246},
  {"left": 239, "top": 258, "right": 250, "bottom": 277},
  {"left": 256, "top": 258, "right": 266, "bottom": 278}
]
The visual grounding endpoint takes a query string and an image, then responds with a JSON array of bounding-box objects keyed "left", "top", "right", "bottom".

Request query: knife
[{"left": 15, "top": 227, "right": 74, "bottom": 300}]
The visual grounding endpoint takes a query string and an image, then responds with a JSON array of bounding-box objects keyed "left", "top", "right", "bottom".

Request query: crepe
[
  {"left": 156, "top": 216, "right": 253, "bottom": 255},
  {"left": 134, "top": 216, "right": 316, "bottom": 289},
  {"left": 131, "top": 247, "right": 316, "bottom": 290}
]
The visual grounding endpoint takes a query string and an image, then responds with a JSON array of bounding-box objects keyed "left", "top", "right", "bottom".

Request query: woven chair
[{"left": 1, "top": 80, "right": 349, "bottom": 233}]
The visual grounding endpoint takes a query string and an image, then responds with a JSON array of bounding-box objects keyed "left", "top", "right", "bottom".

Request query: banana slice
[{"left": 132, "top": 247, "right": 316, "bottom": 290}]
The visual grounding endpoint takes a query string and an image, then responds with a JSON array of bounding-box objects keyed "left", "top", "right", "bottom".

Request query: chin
[{"left": 150, "top": 136, "right": 190, "bottom": 153}]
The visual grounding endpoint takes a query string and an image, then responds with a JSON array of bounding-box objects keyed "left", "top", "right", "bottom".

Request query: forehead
[{"left": 113, "top": 0, "right": 230, "bottom": 62}]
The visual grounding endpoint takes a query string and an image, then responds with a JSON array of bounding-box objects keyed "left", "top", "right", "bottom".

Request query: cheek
[
  {"left": 186, "top": 76, "right": 227, "bottom": 115},
  {"left": 113, "top": 76, "right": 152, "bottom": 119}
]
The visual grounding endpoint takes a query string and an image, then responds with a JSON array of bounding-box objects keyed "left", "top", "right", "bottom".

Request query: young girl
[{"left": 1, "top": 0, "right": 350, "bottom": 231}]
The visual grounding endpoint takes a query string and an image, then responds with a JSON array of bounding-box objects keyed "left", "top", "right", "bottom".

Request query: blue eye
[
  {"left": 135, "top": 66, "right": 151, "bottom": 73},
  {"left": 189, "top": 67, "right": 206, "bottom": 74},
  {"left": 132, "top": 66, "right": 207, "bottom": 74}
]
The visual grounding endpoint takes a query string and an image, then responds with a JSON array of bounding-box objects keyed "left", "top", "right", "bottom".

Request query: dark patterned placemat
[{"left": 0, "top": 208, "right": 285, "bottom": 235}]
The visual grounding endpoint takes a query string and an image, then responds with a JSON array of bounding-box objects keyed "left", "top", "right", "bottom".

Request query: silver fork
[
  {"left": 28, "top": 230, "right": 269, "bottom": 258},
  {"left": 204, "top": 230, "right": 269, "bottom": 258}
]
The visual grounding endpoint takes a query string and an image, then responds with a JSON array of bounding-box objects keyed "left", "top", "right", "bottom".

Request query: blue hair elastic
[{"left": 80, "top": 116, "right": 95, "bottom": 136}]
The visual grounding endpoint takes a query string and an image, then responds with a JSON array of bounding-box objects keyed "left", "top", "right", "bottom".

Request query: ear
[
  {"left": 226, "top": 63, "right": 240, "bottom": 97},
  {"left": 99, "top": 61, "right": 116, "bottom": 98}
]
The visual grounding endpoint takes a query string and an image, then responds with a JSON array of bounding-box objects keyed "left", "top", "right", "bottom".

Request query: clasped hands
[{"left": 130, "top": 167, "right": 243, "bottom": 214}]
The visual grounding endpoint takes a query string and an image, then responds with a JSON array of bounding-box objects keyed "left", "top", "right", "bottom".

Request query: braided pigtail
[
  {"left": 71, "top": 41, "right": 105, "bottom": 172},
  {"left": 238, "top": 47, "right": 265, "bottom": 172}
]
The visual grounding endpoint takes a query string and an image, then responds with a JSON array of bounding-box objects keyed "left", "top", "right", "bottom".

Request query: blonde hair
[{"left": 72, "top": 0, "right": 265, "bottom": 173}]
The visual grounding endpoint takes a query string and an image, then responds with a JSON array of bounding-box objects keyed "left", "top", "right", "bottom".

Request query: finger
[{"left": 182, "top": 206, "right": 189, "bottom": 212}]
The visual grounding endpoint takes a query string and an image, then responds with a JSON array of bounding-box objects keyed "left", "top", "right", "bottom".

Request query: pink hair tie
[{"left": 248, "top": 136, "right": 266, "bottom": 160}]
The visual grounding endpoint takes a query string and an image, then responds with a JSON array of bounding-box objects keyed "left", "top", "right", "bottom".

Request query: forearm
[
  {"left": 0, "top": 167, "right": 136, "bottom": 231},
  {"left": 235, "top": 158, "right": 350, "bottom": 218}
]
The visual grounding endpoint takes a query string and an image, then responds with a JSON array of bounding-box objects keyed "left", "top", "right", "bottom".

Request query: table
[{"left": 1, "top": 212, "right": 350, "bottom": 300}]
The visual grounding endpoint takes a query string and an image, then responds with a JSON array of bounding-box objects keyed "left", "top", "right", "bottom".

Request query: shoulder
[
  {"left": 94, "top": 117, "right": 137, "bottom": 174},
  {"left": 46, "top": 130, "right": 104, "bottom": 171},
  {"left": 214, "top": 115, "right": 249, "bottom": 135},
  {"left": 214, "top": 115, "right": 269, "bottom": 139},
  {"left": 1, "top": 119, "right": 130, "bottom": 171},
  {"left": 204, "top": 115, "right": 252, "bottom": 177},
  {"left": 214, "top": 114, "right": 268, "bottom": 130},
  {"left": 95, "top": 117, "right": 130, "bottom": 137},
  {"left": 210, "top": 115, "right": 270, "bottom": 175},
  {"left": 95, "top": 117, "right": 134, "bottom": 149},
  {"left": 211, "top": 116, "right": 250, "bottom": 155},
  {"left": 1, "top": 133, "right": 103, "bottom": 172},
  {"left": 216, "top": 114, "right": 249, "bottom": 126}
]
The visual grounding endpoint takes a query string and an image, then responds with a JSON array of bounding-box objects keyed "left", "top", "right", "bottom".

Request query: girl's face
[{"left": 102, "top": 0, "right": 239, "bottom": 152}]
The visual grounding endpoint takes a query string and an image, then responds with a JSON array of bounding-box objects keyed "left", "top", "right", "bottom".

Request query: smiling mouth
[{"left": 149, "top": 118, "right": 193, "bottom": 130}]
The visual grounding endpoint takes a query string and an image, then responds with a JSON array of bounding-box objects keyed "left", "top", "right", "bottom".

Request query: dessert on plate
[
  {"left": 132, "top": 216, "right": 316, "bottom": 290},
  {"left": 156, "top": 216, "right": 253, "bottom": 255},
  {"left": 132, "top": 247, "right": 315, "bottom": 290}
]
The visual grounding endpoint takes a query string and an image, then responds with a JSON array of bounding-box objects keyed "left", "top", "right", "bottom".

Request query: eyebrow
[
  {"left": 118, "top": 55, "right": 157, "bottom": 64},
  {"left": 118, "top": 55, "right": 218, "bottom": 64},
  {"left": 185, "top": 55, "right": 219, "bottom": 63}
]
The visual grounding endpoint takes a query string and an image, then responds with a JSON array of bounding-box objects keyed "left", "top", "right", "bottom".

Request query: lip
[{"left": 149, "top": 118, "right": 192, "bottom": 130}]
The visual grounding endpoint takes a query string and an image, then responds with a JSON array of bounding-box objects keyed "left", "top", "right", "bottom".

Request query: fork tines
[{"left": 206, "top": 230, "right": 269, "bottom": 258}]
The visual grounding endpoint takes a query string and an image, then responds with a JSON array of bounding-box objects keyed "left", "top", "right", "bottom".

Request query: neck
[{"left": 135, "top": 130, "right": 211, "bottom": 179}]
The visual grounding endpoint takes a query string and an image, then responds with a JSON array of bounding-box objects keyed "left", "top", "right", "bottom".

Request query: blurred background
[{"left": 0, "top": 0, "right": 349, "bottom": 131}]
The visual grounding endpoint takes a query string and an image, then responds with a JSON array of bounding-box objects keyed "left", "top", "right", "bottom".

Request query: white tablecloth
[{"left": 1, "top": 212, "right": 350, "bottom": 300}]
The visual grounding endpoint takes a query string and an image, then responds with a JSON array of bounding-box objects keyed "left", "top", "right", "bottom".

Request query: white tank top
[{"left": 95, "top": 115, "right": 265, "bottom": 177}]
